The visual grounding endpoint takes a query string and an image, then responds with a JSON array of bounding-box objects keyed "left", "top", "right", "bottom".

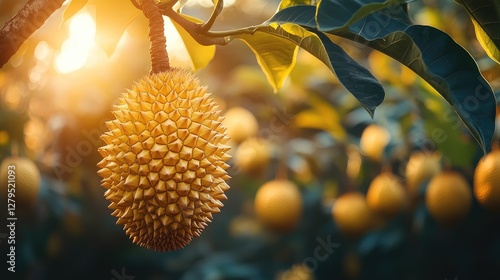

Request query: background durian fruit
[
  {"left": 405, "top": 151, "right": 442, "bottom": 197},
  {"left": 0, "top": 156, "right": 41, "bottom": 210},
  {"left": 425, "top": 171, "right": 472, "bottom": 227},
  {"left": 222, "top": 106, "right": 259, "bottom": 144},
  {"left": 359, "top": 124, "right": 390, "bottom": 161},
  {"left": 254, "top": 179, "right": 303, "bottom": 232},
  {"left": 473, "top": 149, "right": 500, "bottom": 212},
  {"left": 366, "top": 172, "right": 406, "bottom": 218},
  {"left": 97, "top": 68, "right": 231, "bottom": 252},
  {"left": 277, "top": 263, "right": 314, "bottom": 280},
  {"left": 332, "top": 192, "right": 373, "bottom": 238},
  {"left": 234, "top": 137, "right": 270, "bottom": 176}
]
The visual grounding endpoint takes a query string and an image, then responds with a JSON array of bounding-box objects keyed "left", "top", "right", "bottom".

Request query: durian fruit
[
  {"left": 234, "top": 137, "right": 270, "bottom": 176},
  {"left": 277, "top": 263, "right": 314, "bottom": 280},
  {"left": 97, "top": 68, "right": 231, "bottom": 251},
  {"left": 222, "top": 107, "right": 258, "bottom": 144},
  {"left": 0, "top": 156, "right": 41, "bottom": 209}
]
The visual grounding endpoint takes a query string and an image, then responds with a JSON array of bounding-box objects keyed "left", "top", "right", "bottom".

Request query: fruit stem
[
  {"left": 141, "top": 0, "right": 170, "bottom": 74},
  {"left": 491, "top": 140, "right": 499, "bottom": 151},
  {"left": 11, "top": 141, "right": 19, "bottom": 158},
  {"left": 381, "top": 163, "right": 392, "bottom": 174},
  {"left": 275, "top": 142, "right": 289, "bottom": 181}
]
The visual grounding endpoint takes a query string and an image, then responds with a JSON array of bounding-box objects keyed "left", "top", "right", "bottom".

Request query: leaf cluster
[{"left": 62, "top": 0, "right": 499, "bottom": 152}]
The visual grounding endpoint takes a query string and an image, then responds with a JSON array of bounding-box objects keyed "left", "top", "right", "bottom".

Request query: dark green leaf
[
  {"left": 311, "top": 30, "right": 384, "bottom": 115},
  {"left": 316, "top": 0, "right": 411, "bottom": 31},
  {"left": 345, "top": 5, "right": 411, "bottom": 39},
  {"left": 403, "top": 26, "right": 495, "bottom": 152},
  {"left": 457, "top": 0, "right": 500, "bottom": 64},
  {"left": 266, "top": 7, "right": 385, "bottom": 115},
  {"left": 420, "top": 86, "right": 478, "bottom": 167},
  {"left": 271, "top": 5, "right": 496, "bottom": 152},
  {"left": 279, "top": 0, "right": 318, "bottom": 11}
]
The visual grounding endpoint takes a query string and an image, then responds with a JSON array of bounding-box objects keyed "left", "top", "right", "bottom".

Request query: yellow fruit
[
  {"left": 425, "top": 171, "right": 472, "bottom": 226},
  {"left": 473, "top": 150, "right": 500, "bottom": 212},
  {"left": 277, "top": 263, "right": 313, "bottom": 280},
  {"left": 0, "top": 130, "right": 9, "bottom": 145},
  {"left": 332, "top": 192, "right": 372, "bottom": 238},
  {"left": 234, "top": 137, "right": 270, "bottom": 176},
  {"left": 366, "top": 172, "right": 406, "bottom": 218},
  {"left": 406, "top": 151, "right": 441, "bottom": 196},
  {"left": 222, "top": 107, "right": 258, "bottom": 144},
  {"left": 254, "top": 180, "right": 302, "bottom": 232},
  {"left": 360, "top": 124, "right": 390, "bottom": 161},
  {"left": 0, "top": 157, "right": 41, "bottom": 209},
  {"left": 97, "top": 68, "right": 231, "bottom": 252}
]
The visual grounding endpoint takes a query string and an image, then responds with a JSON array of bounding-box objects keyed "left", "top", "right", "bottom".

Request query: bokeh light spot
[{"left": 54, "top": 12, "right": 96, "bottom": 74}]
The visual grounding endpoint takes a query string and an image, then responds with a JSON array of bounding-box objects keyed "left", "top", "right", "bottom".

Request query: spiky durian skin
[{"left": 97, "top": 68, "right": 231, "bottom": 251}]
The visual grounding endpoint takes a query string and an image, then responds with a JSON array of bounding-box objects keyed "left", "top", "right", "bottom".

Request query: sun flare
[{"left": 54, "top": 12, "right": 96, "bottom": 74}]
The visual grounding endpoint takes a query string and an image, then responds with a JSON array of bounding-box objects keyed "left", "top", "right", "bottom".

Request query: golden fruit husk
[
  {"left": 97, "top": 68, "right": 231, "bottom": 251},
  {"left": 425, "top": 171, "right": 471, "bottom": 227},
  {"left": 366, "top": 172, "right": 406, "bottom": 218},
  {"left": 473, "top": 150, "right": 500, "bottom": 212}
]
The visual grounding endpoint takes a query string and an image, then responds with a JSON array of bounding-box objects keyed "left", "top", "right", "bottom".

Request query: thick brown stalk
[
  {"left": 141, "top": 0, "right": 170, "bottom": 74},
  {"left": 0, "top": 0, "right": 65, "bottom": 68}
]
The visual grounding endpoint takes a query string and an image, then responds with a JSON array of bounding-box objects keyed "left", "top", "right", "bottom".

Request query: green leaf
[
  {"left": 294, "top": 95, "right": 347, "bottom": 141},
  {"left": 93, "top": 0, "right": 141, "bottom": 56},
  {"left": 237, "top": 32, "right": 299, "bottom": 92},
  {"left": 237, "top": 22, "right": 384, "bottom": 114},
  {"left": 279, "top": 0, "right": 318, "bottom": 11},
  {"left": 340, "top": 5, "right": 411, "bottom": 39},
  {"left": 457, "top": 0, "right": 500, "bottom": 64},
  {"left": 171, "top": 15, "right": 216, "bottom": 71},
  {"left": 62, "top": 0, "right": 89, "bottom": 24},
  {"left": 472, "top": 19, "right": 500, "bottom": 64},
  {"left": 344, "top": 12, "right": 496, "bottom": 152},
  {"left": 311, "top": 31, "right": 384, "bottom": 116},
  {"left": 272, "top": 5, "right": 496, "bottom": 152},
  {"left": 264, "top": 7, "right": 386, "bottom": 115},
  {"left": 420, "top": 88, "right": 478, "bottom": 167},
  {"left": 316, "top": 0, "right": 411, "bottom": 31}
]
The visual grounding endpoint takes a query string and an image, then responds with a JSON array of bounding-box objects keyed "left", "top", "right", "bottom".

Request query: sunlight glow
[
  {"left": 164, "top": 17, "right": 191, "bottom": 68},
  {"left": 185, "top": 0, "right": 236, "bottom": 8},
  {"left": 34, "top": 41, "right": 51, "bottom": 61},
  {"left": 54, "top": 12, "right": 96, "bottom": 74}
]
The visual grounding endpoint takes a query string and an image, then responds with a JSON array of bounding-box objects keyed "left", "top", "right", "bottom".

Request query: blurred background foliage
[{"left": 1, "top": 0, "right": 500, "bottom": 279}]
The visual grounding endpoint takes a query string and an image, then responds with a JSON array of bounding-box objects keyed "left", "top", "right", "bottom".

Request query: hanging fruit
[{"left": 97, "top": 0, "right": 231, "bottom": 251}]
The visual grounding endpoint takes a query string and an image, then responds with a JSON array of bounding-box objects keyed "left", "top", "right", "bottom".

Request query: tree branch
[
  {"left": 199, "top": 0, "right": 224, "bottom": 32},
  {"left": 161, "top": 7, "right": 257, "bottom": 46},
  {"left": 0, "top": 0, "right": 65, "bottom": 68}
]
